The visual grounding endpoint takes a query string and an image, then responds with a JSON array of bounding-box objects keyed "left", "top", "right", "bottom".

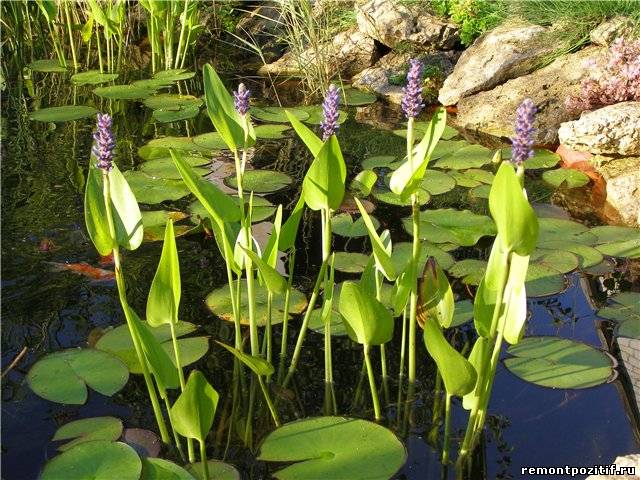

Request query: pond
[{"left": 2, "top": 65, "right": 639, "bottom": 480}]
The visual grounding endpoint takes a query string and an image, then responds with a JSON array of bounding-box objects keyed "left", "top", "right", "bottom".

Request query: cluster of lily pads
[{"left": 24, "top": 61, "right": 639, "bottom": 480}]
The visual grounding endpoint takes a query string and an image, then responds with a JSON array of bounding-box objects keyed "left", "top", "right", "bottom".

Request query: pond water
[{"left": 2, "top": 69, "right": 639, "bottom": 480}]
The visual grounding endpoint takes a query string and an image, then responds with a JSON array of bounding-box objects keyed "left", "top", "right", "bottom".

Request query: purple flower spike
[
  {"left": 233, "top": 83, "right": 251, "bottom": 116},
  {"left": 401, "top": 58, "right": 425, "bottom": 119},
  {"left": 320, "top": 84, "right": 340, "bottom": 141},
  {"left": 510, "top": 99, "right": 537, "bottom": 166},
  {"left": 92, "top": 113, "right": 115, "bottom": 172}
]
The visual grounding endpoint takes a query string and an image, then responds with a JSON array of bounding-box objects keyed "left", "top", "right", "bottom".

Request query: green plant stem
[
  {"left": 321, "top": 209, "right": 335, "bottom": 413},
  {"left": 277, "top": 249, "right": 296, "bottom": 383},
  {"left": 95, "top": 26, "right": 103, "bottom": 73},
  {"left": 352, "top": 358, "right": 367, "bottom": 410},
  {"left": 396, "top": 306, "right": 408, "bottom": 427},
  {"left": 227, "top": 264, "right": 241, "bottom": 351},
  {"left": 406, "top": 118, "right": 420, "bottom": 387},
  {"left": 265, "top": 292, "right": 273, "bottom": 371},
  {"left": 199, "top": 439, "right": 209, "bottom": 480},
  {"left": 364, "top": 344, "right": 382, "bottom": 421},
  {"left": 442, "top": 394, "right": 452, "bottom": 465},
  {"left": 258, "top": 375, "right": 281, "bottom": 427},
  {"left": 63, "top": 1, "right": 77, "bottom": 71},
  {"left": 174, "top": 0, "right": 189, "bottom": 68},
  {"left": 375, "top": 272, "right": 389, "bottom": 404},
  {"left": 169, "top": 322, "right": 195, "bottom": 462},
  {"left": 163, "top": 396, "right": 186, "bottom": 462},
  {"left": 244, "top": 378, "right": 256, "bottom": 448}
]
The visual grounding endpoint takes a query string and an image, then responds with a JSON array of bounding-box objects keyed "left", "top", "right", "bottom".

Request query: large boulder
[
  {"left": 258, "top": 28, "right": 378, "bottom": 78},
  {"left": 590, "top": 16, "right": 635, "bottom": 46},
  {"left": 355, "top": 0, "right": 458, "bottom": 49},
  {"left": 438, "top": 22, "right": 555, "bottom": 106},
  {"left": 558, "top": 102, "right": 640, "bottom": 156},
  {"left": 594, "top": 156, "right": 640, "bottom": 227},
  {"left": 453, "top": 46, "right": 607, "bottom": 145}
]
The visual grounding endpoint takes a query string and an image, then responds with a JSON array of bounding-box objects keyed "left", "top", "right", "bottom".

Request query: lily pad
[
  {"left": 448, "top": 259, "right": 487, "bottom": 286},
  {"left": 430, "top": 140, "right": 469, "bottom": 160},
  {"left": 255, "top": 124, "right": 292, "bottom": 139},
  {"left": 153, "top": 69, "right": 196, "bottom": 81},
  {"left": 300, "top": 105, "right": 348, "bottom": 125},
  {"left": 206, "top": 280, "right": 308, "bottom": 326},
  {"left": 450, "top": 299, "right": 474, "bottom": 327},
  {"left": 131, "top": 78, "right": 174, "bottom": 89},
  {"left": 146, "top": 136, "right": 211, "bottom": 155},
  {"left": 190, "top": 196, "right": 275, "bottom": 224},
  {"left": 142, "top": 458, "right": 194, "bottom": 480},
  {"left": 93, "top": 85, "right": 158, "bottom": 100},
  {"left": 27, "top": 59, "right": 69, "bottom": 72},
  {"left": 27, "top": 349, "right": 129, "bottom": 405},
  {"left": 143, "top": 94, "right": 202, "bottom": 110},
  {"left": 251, "top": 106, "right": 309, "bottom": 123},
  {"left": 504, "top": 336, "right": 614, "bottom": 389},
  {"left": 537, "top": 217, "right": 592, "bottom": 244},
  {"left": 96, "top": 321, "right": 209, "bottom": 374},
  {"left": 332, "top": 213, "right": 380, "bottom": 238},
  {"left": 340, "top": 87, "right": 377, "bottom": 106},
  {"left": 141, "top": 210, "right": 194, "bottom": 242},
  {"left": 361, "top": 155, "right": 400, "bottom": 170},
  {"left": 257, "top": 416, "right": 406, "bottom": 480},
  {"left": 391, "top": 241, "right": 456, "bottom": 273},
  {"left": 588, "top": 225, "right": 640, "bottom": 259},
  {"left": 333, "top": 252, "right": 370, "bottom": 273},
  {"left": 597, "top": 292, "right": 640, "bottom": 339},
  {"left": 542, "top": 168, "right": 590, "bottom": 188},
  {"left": 192, "top": 132, "right": 229, "bottom": 150},
  {"left": 186, "top": 461, "right": 240, "bottom": 480},
  {"left": 140, "top": 157, "right": 209, "bottom": 179},
  {"left": 530, "top": 250, "right": 579, "bottom": 274},
  {"left": 420, "top": 169, "right": 456, "bottom": 195},
  {"left": 469, "top": 184, "right": 491, "bottom": 199},
  {"left": 52, "top": 417, "right": 123, "bottom": 452},
  {"left": 30, "top": 105, "right": 98, "bottom": 122},
  {"left": 123, "top": 171, "right": 191, "bottom": 204},
  {"left": 41, "top": 441, "right": 141, "bottom": 480},
  {"left": 152, "top": 104, "right": 201, "bottom": 123},
  {"left": 308, "top": 308, "right": 348, "bottom": 336},
  {"left": 372, "top": 187, "right": 430, "bottom": 207},
  {"left": 536, "top": 241, "right": 603, "bottom": 268},
  {"left": 71, "top": 70, "right": 119, "bottom": 85},
  {"left": 403, "top": 208, "right": 496, "bottom": 246},
  {"left": 434, "top": 144, "right": 493, "bottom": 169},
  {"left": 393, "top": 123, "right": 459, "bottom": 141},
  {"left": 523, "top": 251, "right": 577, "bottom": 297},
  {"left": 501, "top": 148, "right": 560, "bottom": 169},
  {"left": 224, "top": 170, "right": 293, "bottom": 194}
]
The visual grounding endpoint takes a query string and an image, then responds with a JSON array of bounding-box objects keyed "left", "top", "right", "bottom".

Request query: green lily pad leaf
[
  {"left": 537, "top": 217, "right": 592, "bottom": 244},
  {"left": 206, "top": 280, "right": 307, "bottom": 326},
  {"left": 597, "top": 292, "right": 640, "bottom": 339},
  {"left": 584, "top": 258, "right": 616, "bottom": 275},
  {"left": 140, "top": 157, "right": 209, "bottom": 179},
  {"left": 123, "top": 171, "right": 191, "bottom": 204},
  {"left": 403, "top": 208, "right": 496, "bottom": 246},
  {"left": 332, "top": 213, "right": 380, "bottom": 238},
  {"left": 504, "top": 336, "right": 614, "bottom": 389},
  {"left": 446, "top": 170, "right": 480, "bottom": 188},
  {"left": 530, "top": 250, "right": 579, "bottom": 274},
  {"left": 153, "top": 69, "right": 196, "bottom": 81},
  {"left": 186, "top": 461, "right": 240, "bottom": 480},
  {"left": 524, "top": 254, "right": 571, "bottom": 297},
  {"left": 450, "top": 299, "right": 474, "bottom": 327},
  {"left": 434, "top": 144, "right": 493, "bottom": 169},
  {"left": 27, "top": 59, "right": 69, "bottom": 72},
  {"left": 251, "top": 106, "right": 309, "bottom": 123},
  {"left": 146, "top": 136, "right": 212, "bottom": 155},
  {"left": 152, "top": 104, "right": 201, "bottom": 123},
  {"left": 458, "top": 168, "right": 494, "bottom": 187},
  {"left": 30, "top": 105, "right": 98, "bottom": 122},
  {"left": 333, "top": 252, "right": 370, "bottom": 273},
  {"left": 309, "top": 307, "right": 348, "bottom": 336},
  {"left": 143, "top": 94, "right": 203, "bottom": 110},
  {"left": 300, "top": 105, "right": 348, "bottom": 125},
  {"left": 372, "top": 186, "right": 431, "bottom": 206},
  {"left": 340, "top": 87, "right": 377, "bottom": 106},
  {"left": 361, "top": 155, "right": 400, "bottom": 170},
  {"left": 27, "top": 349, "right": 129, "bottom": 405},
  {"left": 141, "top": 458, "right": 195, "bottom": 480},
  {"left": 190, "top": 196, "right": 275, "bottom": 225},
  {"left": 448, "top": 259, "right": 487, "bottom": 286},
  {"left": 94, "top": 85, "right": 158, "bottom": 100},
  {"left": 52, "top": 417, "right": 123, "bottom": 452},
  {"left": 41, "top": 441, "right": 142, "bottom": 480},
  {"left": 587, "top": 226, "right": 640, "bottom": 259},
  {"left": 430, "top": 140, "right": 469, "bottom": 160},
  {"left": 131, "top": 78, "right": 175, "bottom": 89},
  {"left": 536, "top": 241, "right": 603, "bottom": 268},
  {"left": 71, "top": 70, "right": 119, "bottom": 85},
  {"left": 255, "top": 124, "right": 292, "bottom": 139},
  {"left": 95, "top": 321, "right": 209, "bottom": 374},
  {"left": 420, "top": 169, "right": 456, "bottom": 195},
  {"left": 542, "top": 168, "right": 590, "bottom": 188},
  {"left": 393, "top": 123, "right": 459, "bottom": 140},
  {"left": 141, "top": 210, "right": 194, "bottom": 242},
  {"left": 192, "top": 132, "right": 228, "bottom": 150},
  {"left": 596, "top": 239, "right": 640, "bottom": 259},
  {"left": 258, "top": 416, "right": 406, "bottom": 480},
  {"left": 391, "top": 241, "right": 456, "bottom": 274},
  {"left": 501, "top": 147, "right": 560, "bottom": 169},
  {"left": 225, "top": 170, "right": 293, "bottom": 194},
  {"left": 469, "top": 184, "right": 491, "bottom": 199}
]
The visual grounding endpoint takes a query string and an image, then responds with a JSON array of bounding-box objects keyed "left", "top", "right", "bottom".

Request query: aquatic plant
[{"left": 510, "top": 98, "right": 536, "bottom": 167}]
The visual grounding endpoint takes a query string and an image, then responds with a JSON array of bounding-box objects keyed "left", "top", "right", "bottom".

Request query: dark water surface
[{"left": 2, "top": 71, "right": 639, "bottom": 480}]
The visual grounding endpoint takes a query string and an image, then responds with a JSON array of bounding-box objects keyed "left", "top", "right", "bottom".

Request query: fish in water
[{"left": 46, "top": 262, "right": 115, "bottom": 281}]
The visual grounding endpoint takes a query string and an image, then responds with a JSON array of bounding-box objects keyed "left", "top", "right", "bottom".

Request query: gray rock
[
  {"left": 586, "top": 453, "right": 640, "bottom": 479},
  {"left": 594, "top": 156, "right": 640, "bottom": 227},
  {"left": 355, "top": 0, "right": 458, "bottom": 49},
  {"left": 590, "top": 16, "right": 635, "bottom": 46},
  {"left": 559, "top": 102, "right": 640, "bottom": 156},
  {"left": 454, "top": 46, "right": 607, "bottom": 145},
  {"left": 438, "top": 22, "right": 554, "bottom": 106}
]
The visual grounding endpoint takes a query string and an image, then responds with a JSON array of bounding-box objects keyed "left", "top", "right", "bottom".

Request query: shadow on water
[{"left": 1, "top": 70, "right": 639, "bottom": 480}]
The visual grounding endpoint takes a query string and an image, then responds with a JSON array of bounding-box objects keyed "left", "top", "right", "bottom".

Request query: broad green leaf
[
  {"left": 285, "top": 110, "right": 323, "bottom": 156},
  {"left": 434, "top": 144, "right": 493, "bottom": 169},
  {"left": 30, "top": 105, "right": 98, "bottom": 122},
  {"left": 141, "top": 458, "right": 195, "bottom": 480},
  {"left": 225, "top": 170, "right": 293, "bottom": 194},
  {"left": 332, "top": 212, "right": 380, "bottom": 238},
  {"left": 302, "top": 136, "right": 346, "bottom": 211},
  {"left": 542, "top": 168, "right": 590, "bottom": 188},
  {"left": 338, "top": 281, "right": 393, "bottom": 346},
  {"left": 500, "top": 252, "right": 530, "bottom": 345},
  {"left": 333, "top": 252, "right": 370, "bottom": 273},
  {"left": 186, "top": 461, "right": 240, "bottom": 480},
  {"left": 71, "top": 71, "right": 119, "bottom": 86},
  {"left": 462, "top": 337, "right": 488, "bottom": 410},
  {"left": 257, "top": 417, "right": 406, "bottom": 480},
  {"left": 262, "top": 205, "right": 283, "bottom": 269},
  {"left": 252, "top": 106, "right": 309, "bottom": 123},
  {"left": 85, "top": 166, "right": 113, "bottom": 256},
  {"left": 35, "top": 0, "right": 58, "bottom": 23},
  {"left": 404, "top": 208, "right": 496, "bottom": 246},
  {"left": 216, "top": 342, "right": 274, "bottom": 377},
  {"left": 418, "top": 258, "right": 454, "bottom": 328},
  {"left": 152, "top": 104, "right": 201, "bottom": 123},
  {"left": 52, "top": 417, "right": 123, "bottom": 452},
  {"left": 26, "top": 59, "right": 67, "bottom": 72},
  {"left": 109, "top": 164, "right": 144, "bottom": 251},
  {"left": 94, "top": 85, "right": 158, "bottom": 100},
  {"left": 489, "top": 162, "right": 538, "bottom": 256},
  {"left": 279, "top": 196, "right": 305, "bottom": 251},
  {"left": 146, "top": 220, "right": 181, "bottom": 327},
  {"left": 350, "top": 170, "right": 377, "bottom": 196},
  {"left": 243, "top": 248, "right": 287, "bottom": 294},
  {"left": 474, "top": 238, "right": 509, "bottom": 337},
  {"left": 355, "top": 198, "right": 396, "bottom": 280},
  {"left": 170, "top": 370, "right": 219, "bottom": 443}
]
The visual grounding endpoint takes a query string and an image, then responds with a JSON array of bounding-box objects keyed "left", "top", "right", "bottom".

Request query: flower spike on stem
[
  {"left": 510, "top": 98, "right": 536, "bottom": 167},
  {"left": 401, "top": 58, "right": 425, "bottom": 120},
  {"left": 92, "top": 113, "right": 115, "bottom": 171},
  {"left": 233, "top": 83, "right": 251, "bottom": 116},
  {"left": 320, "top": 84, "right": 340, "bottom": 141}
]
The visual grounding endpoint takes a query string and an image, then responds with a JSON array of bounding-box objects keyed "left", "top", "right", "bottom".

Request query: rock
[
  {"left": 438, "top": 22, "right": 555, "bottom": 106},
  {"left": 352, "top": 50, "right": 458, "bottom": 105},
  {"left": 453, "top": 46, "right": 607, "bottom": 145},
  {"left": 594, "top": 156, "right": 640, "bottom": 227},
  {"left": 236, "top": 2, "right": 283, "bottom": 37},
  {"left": 258, "top": 28, "right": 377, "bottom": 78},
  {"left": 590, "top": 16, "right": 634, "bottom": 46},
  {"left": 586, "top": 453, "right": 640, "bottom": 479},
  {"left": 355, "top": 0, "right": 458, "bottom": 49},
  {"left": 558, "top": 102, "right": 640, "bottom": 156}
]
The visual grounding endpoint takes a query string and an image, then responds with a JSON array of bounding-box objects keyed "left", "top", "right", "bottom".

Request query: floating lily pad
[
  {"left": 420, "top": 169, "right": 456, "bottom": 195},
  {"left": 469, "top": 184, "right": 491, "bottom": 199},
  {"left": 141, "top": 210, "right": 194, "bottom": 242},
  {"left": 333, "top": 252, "right": 370, "bottom": 273},
  {"left": 504, "top": 336, "right": 614, "bottom": 389},
  {"left": 500, "top": 148, "right": 560, "bottom": 169},
  {"left": 145, "top": 136, "right": 210, "bottom": 154},
  {"left": 27, "top": 59, "right": 69, "bottom": 72},
  {"left": 30, "top": 105, "right": 98, "bottom": 122},
  {"left": 372, "top": 187, "right": 430, "bottom": 207},
  {"left": 584, "top": 258, "right": 616, "bottom": 275},
  {"left": 537, "top": 217, "right": 592, "bottom": 244},
  {"left": 536, "top": 241, "right": 603, "bottom": 268},
  {"left": 152, "top": 69, "right": 196, "bottom": 81},
  {"left": 597, "top": 292, "right": 640, "bottom": 339},
  {"left": 96, "top": 321, "right": 209, "bottom": 374},
  {"left": 225, "top": 170, "right": 293, "bottom": 194},
  {"left": 300, "top": 105, "right": 348, "bottom": 125},
  {"left": 142, "top": 458, "right": 194, "bottom": 480},
  {"left": 251, "top": 106, "right": 309, "bottom": 123},
  {"left": 430, "top": 140, "right": 469, "bottom": 160},
  {"left": 391, "top": 242, "right": 456, "bottom": 273},
  {"left": 434, "top": 144, "right": 493, "bottom": 169},
  {"left": 596, "top": 239, "right": 640, "bottom": 259},
  {"left": 258, "top": 416, "right": 406, "bottom": 480},
  {"left": 524, "top": 261, "right": 569, "bottom": 298},
  {"left": 140, "top": 157, "right": 209, "bottom": 179},
  {"left": 530, "top": 250, "right": 579, "bottom": 274},
  {"left": 94, "top": 84, "right": 158, "bottom": 100},
  {"left": 588, "top": 225, "right": 640, "bottom": 259},
  {"left": 340, "top": 87, "right": 377, "bottom": 106},
  {"left": 123, "top": 171, "right": 191, "bottom": 204},
  {"left": 27, "top": 349, "right": 129, "bottom": 405},
  {"left": 131, "top": 79, "right": 174, "bottom": 90},
  {"left": 332, "top": 213, "right": 380, "bottom": 238},
  {"left": 309, "top": 308, "right": 348, "bottom": 336},
  {"left": 143, "top": 94, "right": 203, "bottom": 110},
  {"left": 186, "top": 461, "right": 240, "bottom": 480},
  {"left": 192, "top": 132, "right": 228, "bottom": 150},
  {"left": 189, "top": 196, "right": 275, "bottom": 224},
  {"left": 450, "top": 168, "right": 495, "bottom": 188},
  {"left": 255, "top": 124, "right": 292, "bottom": 139},
  {"left": 403, "top": 208, "right": 496, "bottom": 246},
  {"left": 152, "top": 104, "right": 201, "bottom": 123},
  {"left": 448, "top": 259, "right": 487, "bottom": 285},
  {"left": 206, "top": 280, "right": 307, "bottom": 326},
  {"left": 542, "top": 168, "right": 590, "bottom": 188},
  {"left": 361, "top": 155, "right": 400, "bottom": 171},
  {"left": 71, "top": 70, "right": 119, "bottom": 85},
  {"left": 450, "top": 299, "right": 474, "bottom": 327},
  {"left": 41, "top": 441, "right": 141, "bottom": 480},
  {"left": 53, "top": 417, "right": 123, "bottom": 452}
]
